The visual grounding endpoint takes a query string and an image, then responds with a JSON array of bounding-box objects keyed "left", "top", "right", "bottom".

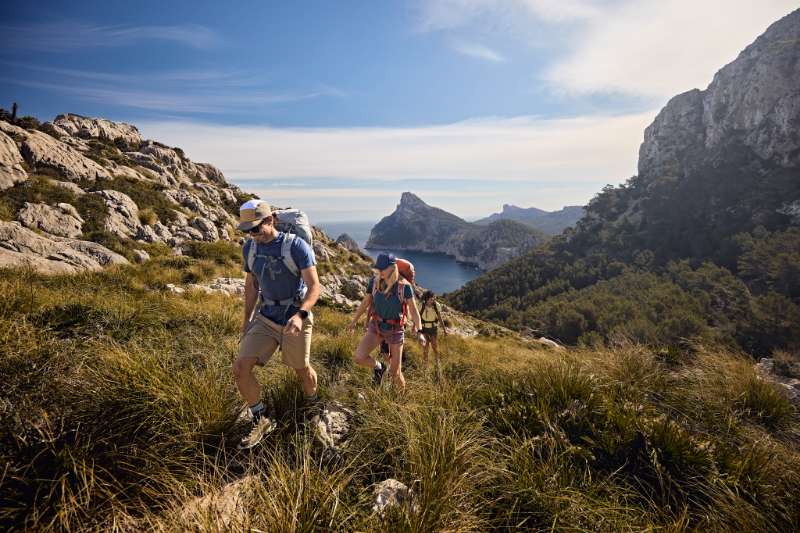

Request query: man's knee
[{"left": 233, "top": 357, "right": 257, "bottom": 380}]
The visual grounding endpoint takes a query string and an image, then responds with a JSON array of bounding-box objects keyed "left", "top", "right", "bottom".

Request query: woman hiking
[
  {"left": 420, "top": 290, "right": 448, "bottom": 375},
  {"left": 346, "top": 253, "right": 424, "bottom": 390}
]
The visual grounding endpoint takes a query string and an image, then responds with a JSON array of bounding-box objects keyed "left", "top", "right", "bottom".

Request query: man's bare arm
[{"left": 299, "top": 265, "right": 320, "bottom": 311}]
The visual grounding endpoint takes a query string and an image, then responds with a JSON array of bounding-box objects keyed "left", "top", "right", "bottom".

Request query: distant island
[
  {"left": 365, "top": 192, "right": 546, "bottom": 270},
  {"left": 475, "top": 204, "right": 585, "bottom": 236}
]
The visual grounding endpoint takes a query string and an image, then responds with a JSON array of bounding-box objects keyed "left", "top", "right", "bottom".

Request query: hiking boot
[
  {"left": 373, "top": 364, "right": 386, "bottom": 387},
  {"left": 238, "top": 414, "right": 276, "bottom": 450}
]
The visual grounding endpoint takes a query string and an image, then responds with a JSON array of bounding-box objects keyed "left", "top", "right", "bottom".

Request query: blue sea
[{"left": 318, "top": 221, "right": 482, "bottom": 295}]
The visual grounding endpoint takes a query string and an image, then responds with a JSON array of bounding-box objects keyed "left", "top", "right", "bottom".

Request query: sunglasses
[{"left": 246, "top": 217, "right": 271, "bottom": 234}]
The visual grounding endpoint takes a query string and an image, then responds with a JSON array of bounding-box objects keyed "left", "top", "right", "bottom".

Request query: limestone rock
[
  {"left": 53, "top": 114, "right": 143, "bottom": 146},
  {"left": 755, "top": 357, "right": 800, "bottom": 404},
  {"left": 335, "top": 233, "right": 360, "bottom": 252},
  {"left": 0, "top": 130, "right": 27, "bottom": 190},
  {"left": 191, "top": 216, "right": 219, "bottom": 241},
  {"left": 92, "top": 190, "right": 141, "bottom": 239},
  {"left": 195, "top": 162, "right": 227, "bottom": 185},
  {"left": 0, "top": 120, "right": 28, "bottom": 138},
  {"left": 188, "top": 277, "right": 245, "bottom": 296},
  {"left": 49, "top": 179, "right": 85, "bottom": 196},
  {"left": 18, "top": 202, "right": 83, "bottom": 238},
  {"left": 20, "top": 130, "right": 110, "bottom": 182},
  {"left": 0, "top": 221, "right": 128, "bottom": 274},
  {"left": 165, "top": 283, "right": 186, "bottom": 295},
  {"left": 132, "top": 249, "right": 150, "bottom": 263},
  {"left": 372, "top": 479, "right": 417, "bottom": 516},
  {"left": 311, "top": 401, "right": 354, "bottom": 452},
  {"left": 639, "top": 10, "right": 800, "bottom": 180},
  {"left": 180, "top": 475, "right": 256, "bottom": 528}
]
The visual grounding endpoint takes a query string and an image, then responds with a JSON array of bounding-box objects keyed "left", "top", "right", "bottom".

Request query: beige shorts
[{"left": 238, "top": 312, "right": 313, "bottom": 369}]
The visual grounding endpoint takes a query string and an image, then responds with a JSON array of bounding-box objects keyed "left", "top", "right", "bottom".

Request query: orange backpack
[{"left": 369, "top": 258, "right": 416, "bottom": 329}]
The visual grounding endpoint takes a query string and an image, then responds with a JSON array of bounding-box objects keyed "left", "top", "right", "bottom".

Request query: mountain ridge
[
  {"left": 475, "top": 203, "right": 585, "bottom": 235},
  {"left": 365, "top": 192, "right": 546, "bottom": 271}
]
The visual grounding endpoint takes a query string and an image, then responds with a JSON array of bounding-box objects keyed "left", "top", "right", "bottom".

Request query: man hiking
[
  {"left": 419, "top": 290, "right": 448, "bottom": 376},
  {"left": 347, "top": 253, "right": 424, "bottom": 390},
  {"left": 233, "top": 199, "right": 320, "bottom": 449}
]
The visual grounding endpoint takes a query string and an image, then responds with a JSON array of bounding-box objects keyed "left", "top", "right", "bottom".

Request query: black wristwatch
[{"left": 296, "top": 309, "right": 309, "bottom": 320}]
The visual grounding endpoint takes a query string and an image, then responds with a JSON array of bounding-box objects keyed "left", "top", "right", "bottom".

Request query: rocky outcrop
[
  {"left": 93, "top": 190, "right": 142, "bottom": 239},
  {"left": 366, "top": 193, "right": 544, "bottom": 270},
  {"left": 372, "top": 479, "right": 417, "bottom": 516},
  {"left": 180, "top": 475, "right": 256, "bottom": 528},
  {"left": 335, "top": 233, "right": 360, "bottom": 252},
  {"left": 17, "top": 202, "right": 83, "bottom": 238},
  {"left": 52, "top": 113, "right": 143, "bottom": 146},
  {"left": 20, "top": 130, "right": 110, "bottom": 182},
  {"left": 0, "top": 130, "right": 27, "bottom": 190},
  {"left": 476, "top": 204, "right": 585, "bottom": 236},
  {"left": 0, "top": 221, "right": 128, "bottom": 273},
  {"left": 639, "top": 9, "right": 800, "bottom": 180},
  {"left": 311, "top": 401, "right": 354, "bottom": 454},
  {"left": 319, "top": 273, "right": 368, "bottom": 308}
]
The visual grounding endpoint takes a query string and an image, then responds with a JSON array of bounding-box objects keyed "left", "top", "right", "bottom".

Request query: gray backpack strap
[
  {"left": 246, "top": 238, "right": 256, "bottom": 273},
  {"left": 281, "top": 233, "right": 300, "bottom": 276}
]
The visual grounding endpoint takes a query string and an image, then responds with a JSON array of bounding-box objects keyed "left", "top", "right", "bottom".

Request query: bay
[{"left": 318, "top": 221, "right": 482, "bottom": 295}]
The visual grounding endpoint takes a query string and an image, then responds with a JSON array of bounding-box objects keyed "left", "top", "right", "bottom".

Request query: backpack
[
  {"left": 368, "top": 257, "right": 416, "bottom": 329},
  {"left": 273, "top": 209, "right": 313, "bottom": 246},
  {"left": 396, "top": 258, "right": 415, "bottom": 285},
  {"left": 245, "top": 208, "right": 313, "bottom": 307},
  {"left": 245, "top": 208, "right": 313, "bottom": 277}
]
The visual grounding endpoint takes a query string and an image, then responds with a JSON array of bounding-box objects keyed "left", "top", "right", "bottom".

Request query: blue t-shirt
[
  {"left": 367, "top": 277, "right": 414, "bottom": 330},
  {"left": 243, "top": 233, "right": 316, "bottom": 325}
]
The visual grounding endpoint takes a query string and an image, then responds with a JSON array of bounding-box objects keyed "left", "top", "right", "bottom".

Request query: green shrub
[{"left": 183, "top": 240, "right": 242, "bottom": 266}]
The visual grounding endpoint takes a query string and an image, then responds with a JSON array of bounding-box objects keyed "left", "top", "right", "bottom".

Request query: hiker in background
[
  {"left": 419, "top": 290, "right": 448, "bottom": 376},
  {"left": 346, "top": 253, "right": 424, "bottom": 390},
  {"left": 233, "top": 199, "right": 320, "bottom": 449}
]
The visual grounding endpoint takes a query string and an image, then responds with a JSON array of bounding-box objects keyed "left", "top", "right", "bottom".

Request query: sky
[{"left": 2, "top": 1, "right": 796, "bottom": 222}]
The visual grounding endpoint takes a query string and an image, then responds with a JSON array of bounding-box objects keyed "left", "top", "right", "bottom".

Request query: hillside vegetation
[
  {"left": 449, "top": 11, "right": 800, "bottom": 355},
  {"left": 2, "top": 248, "right": 799, "bottom": 531}
]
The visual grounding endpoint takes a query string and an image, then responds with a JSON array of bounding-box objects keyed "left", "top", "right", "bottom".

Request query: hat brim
[{"left": 237, "top": 218, "right": 266, "bottom": 231}]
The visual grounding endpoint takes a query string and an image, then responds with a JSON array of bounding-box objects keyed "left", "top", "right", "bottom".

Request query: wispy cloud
[
  {"left": 0, "top": 22, "right": 220, "bottom": 50},
  {"left": 0, "top": 63, "right": 343, "bottom": 114},
  {"left": 418, "top": 0, "right": 798, "bottom": 99},
  {"left": 450, "top": 40, "right": 507, "bottom": 62},
  {"left": 139, "top": 111, "right": 655, "bottom": 186},
  {"left": 542, "top": 0, "right": 799, "bottom": 98}
]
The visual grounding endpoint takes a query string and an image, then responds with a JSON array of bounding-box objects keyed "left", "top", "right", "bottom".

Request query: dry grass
[{"left": 1, "top": 260, "right": 799, "bottom": 532}]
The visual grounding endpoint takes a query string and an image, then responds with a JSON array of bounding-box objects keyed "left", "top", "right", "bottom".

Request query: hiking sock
[
  {"left": 305, "top": 393, "right": 320, "bottom": 403},
  {"left": 249, "top": 401, "right": 266, "bottom": 421},
  {"left": 374, "top": 361, "right": 383, "bottom": 370}
]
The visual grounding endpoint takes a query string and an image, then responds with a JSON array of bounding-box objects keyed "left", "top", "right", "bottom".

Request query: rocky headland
[{"left": 365, "top": 192, "right": 546, "bottom": 270}]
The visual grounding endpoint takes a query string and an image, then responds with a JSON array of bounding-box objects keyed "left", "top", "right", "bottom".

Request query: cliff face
[
  {"left": 366, "top": 192, "right": 545, "bottom": 270},
  {"left": 638, "top": 9, "right": 800, "bottom": 181},
  {"left": 476, "top": 204, "right": 585, "bottom": 235}
]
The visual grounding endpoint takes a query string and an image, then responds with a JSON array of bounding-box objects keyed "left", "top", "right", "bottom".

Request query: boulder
[
  {"left": 180, "top": 475, "right": 256, "bottom": 528},
  {"left": 311, "top": 402, "right": 354, "bottom": 452},
  {"left": 49, "top": 179, "right": 85, "bottom": 196},
  {"left": 188, "top": 277, "right": 245, "bottom": 296},
  {"left": 313, "top": 241, "right": 336, "bottom": 262},
  {"left": 0, "top": 130, "right": 27, "bottom": 190},
  {"left": 132, "top": 249, "right": 150, "bottom": 263},
  {"left": 92, "top": 190, "right": 142, "bottom": 239},
  {"left": 0, "top": 221, "right": 128, "bottom": 274},
  {"left": 18, "top": 202, "right": 83, "bottom": 238},
  {"left": 0, "top": 120, "right": 28, "bottom": 138},
  {"left": 335, "top": 233, "right": 360, "bottom": 253},
  {"left": 372, "top": 479, "right": 417, "bottom": 516},
  {"left": 53, "top": 114, "right": 143, "bottom": 147},
  {"left": 20, "top": 130, "right": 110, "bottom": 182},
  {"left": 195, "top": 162, "right": 227, "bottom": 185},
  {"left": 191, "top": 216, "right": 219, "bottom": 241}
]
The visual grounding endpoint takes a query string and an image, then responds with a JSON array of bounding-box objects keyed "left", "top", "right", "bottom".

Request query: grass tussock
[{"left": 1, "top": 260, "right": 799, "bottom": 532}]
